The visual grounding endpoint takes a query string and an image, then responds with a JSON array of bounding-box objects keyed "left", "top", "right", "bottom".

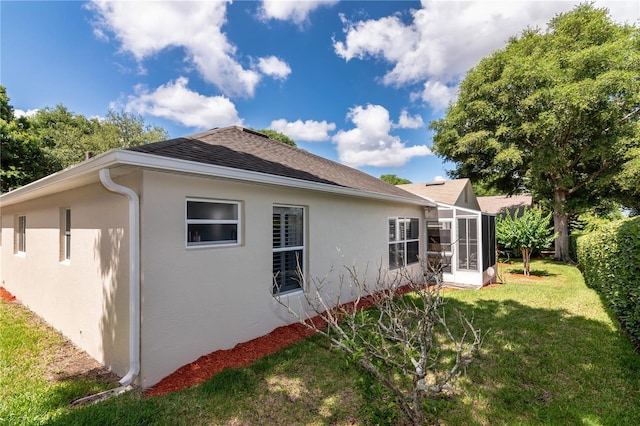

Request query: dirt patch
[
  {"left": 45, "top": 339, "right": 120, "bottom": 385},
  {"left": 1, "top": 286, "right": 120, "bottom": 386}
]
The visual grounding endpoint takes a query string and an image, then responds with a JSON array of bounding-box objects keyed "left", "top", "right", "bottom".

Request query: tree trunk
[
  {"left": 521, "top": 248, "right": 531, "bottom": 276},
  {"left": 553, "top": 188, "right": 572, "bottom": 262}
]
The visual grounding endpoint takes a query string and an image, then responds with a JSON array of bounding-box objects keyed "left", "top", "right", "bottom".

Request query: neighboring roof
[
  {"left": 128, "top": 126, "right": 424, "bottom": 202},
  {"left": 477, "top": 194, "right": 533, "bottom": 215},
  {"left": 397, "top": 179, "right": 480, "bottom": 210}
]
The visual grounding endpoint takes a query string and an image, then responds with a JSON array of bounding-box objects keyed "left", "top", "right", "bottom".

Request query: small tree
[
  {"left": 496, "top": 207, "right": 557, "bottom": 276},
  {"left": 274, "top": 259, "right": 482, "bottom": 425}
]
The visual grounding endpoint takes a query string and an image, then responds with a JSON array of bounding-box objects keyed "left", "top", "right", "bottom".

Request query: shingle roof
[
  {"left": 477, "top": 194, "right": 533, "bottom": 215},
  {"left": 397, "top": 179, "right": 471, "bottom": 205},
  {"left": 127, "top": 126, "right": 424, "bottom": 201}
]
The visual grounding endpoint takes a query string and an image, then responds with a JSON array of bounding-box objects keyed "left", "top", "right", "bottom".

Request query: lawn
[{"left": 2, "top": 259, "right": 639, "bottom": 425}]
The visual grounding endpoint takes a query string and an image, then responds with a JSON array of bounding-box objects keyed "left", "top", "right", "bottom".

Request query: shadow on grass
[
  {"left": 41, "top": 300, "right": 640, "bottom": 425},
  {"left": 439, "top": 297, "right": 640, "bottom": 425},
  {"left": 504, "top": 267, "right": 558, "bottom": 277}
]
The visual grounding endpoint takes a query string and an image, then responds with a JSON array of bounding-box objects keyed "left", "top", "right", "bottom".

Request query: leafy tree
[
  {"left": 0, "top": 87, "right": 48, "bottom": 192},
  {"left": 82, "top": 110, "right": 168, "bottom": 153},
  {"left": 254, "top": 128, "right": 297, "bottom": 147},
  {"left": 430, "top": 4, "right": 640, "bottom": 261},
  {"left": 496, "top": 207, "right": 557, "bottom": 276},
  {"left": 28, "top": 106, "right": 168, "bottom": 173},
  {"left": 380, "top": 174, "right": 412, "bottom": 185},
  {"left": 1, "top": 85, "right": 168, "bottom": 191},
  {"left": 28, "top": 105, "right": 96, "bottom": 174}
]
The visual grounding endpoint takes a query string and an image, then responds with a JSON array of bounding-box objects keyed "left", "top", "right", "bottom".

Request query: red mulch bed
[
  {"left": 145, "top": 288, "right": 413, "bottom": 397},
  {"left": 0, "top": 286, "right": 16, "bottom": 302},
  {"left": 145, "top": 321, "right": 318, "bottom": 396}
]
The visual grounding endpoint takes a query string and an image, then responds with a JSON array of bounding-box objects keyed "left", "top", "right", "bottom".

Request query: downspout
[{"left": 98, "top": 168, "right": 141, "bottom": 387}]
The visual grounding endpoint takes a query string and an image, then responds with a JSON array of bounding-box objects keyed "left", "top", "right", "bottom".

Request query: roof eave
[{"left": 1, "top": 150, "right": 434, "bottom": 207}]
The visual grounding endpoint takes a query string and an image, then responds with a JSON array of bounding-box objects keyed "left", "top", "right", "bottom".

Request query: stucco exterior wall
[
  {"left": 139, "top": 170, "right": 425, "bottom": 388},
  {"left": 0, "top": 174, "right": 139, "bottom": 378}
]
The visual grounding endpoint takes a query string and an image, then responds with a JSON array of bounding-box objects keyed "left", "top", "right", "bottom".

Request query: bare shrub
[{"left": 273, "top": 258, "right": 483, "bottom": 425}]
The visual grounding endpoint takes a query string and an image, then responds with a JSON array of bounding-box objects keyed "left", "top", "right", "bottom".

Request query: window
[
  {"left": 458, "top": 217, "right": 479, "bottom": 271},
  {"left": 16, "top": 215, "right": 26, "bottom": 254},
  {"left": 61, "top": 208, "right": 71, "bottom": 261},
  {"left": 186, "top": 199, "right": 240, "bottom": 247},
  {"left": 272, "top": 206, "right": 305, "bottom": 294},
  {"left": 388, "top": 217, "right": 419, "bottom": 269}
]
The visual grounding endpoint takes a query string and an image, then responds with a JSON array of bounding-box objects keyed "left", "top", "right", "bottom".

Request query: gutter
[
  {"left": 71, "top": 168, "right": 141, "bottom": 407},
  {"left": 98, "top": 168, "right": 141, "bottom": 387}
]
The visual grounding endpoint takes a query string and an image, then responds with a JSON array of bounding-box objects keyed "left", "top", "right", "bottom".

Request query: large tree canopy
[
  {"left": 1, "top": 86, "right": 168, "bottom": 192},
  {"left": 430, "top": 4, "right": 640, "bottom": 261}
]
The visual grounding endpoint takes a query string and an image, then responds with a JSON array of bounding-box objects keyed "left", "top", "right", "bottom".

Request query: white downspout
[{"left": 99, "top": 168, "right": 140, "bottom": 386}]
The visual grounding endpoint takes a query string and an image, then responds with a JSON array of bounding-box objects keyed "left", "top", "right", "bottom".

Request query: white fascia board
[
  {"left": 1, "top": 149, "right": 434, "bottom": 207},
  {"left": 117, "top": 151, "right": 434, "bottom": 206}
]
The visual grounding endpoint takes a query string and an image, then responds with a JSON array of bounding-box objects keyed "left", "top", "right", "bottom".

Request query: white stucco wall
[
  {"left": 0, "top": 174, "right": 138, "bottom": 378},
  {"left": 138, "top": 170, "right": 425, "bottom": 388}
]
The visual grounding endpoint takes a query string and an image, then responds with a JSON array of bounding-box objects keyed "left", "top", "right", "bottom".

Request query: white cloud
[
  {"left": 122, "top": 77, "right": 242, "bottom": 129},
  {"left": 259, "top": 0, "right": 339, "bottom": 25},
  {"left": 434, "top": 175, "right": 446, "bottom": 182},
  {"left": 332, "top": 104, "right": 431, "bottom": 168},
  {"left": 257, "top": 56, "right": 292, "bottom": 80},
  {"left": 334, "top": 0, "right": 638, "bottom": 109},
  {"left": 417, "top": 81, "right": 457, "bottom": 111},
  {"left": 395, "top": 110, "right": 424, "bottom": 129},
  {"left": 269, "top": 119, "right": 336, "bottom": 141},
  {"left": 88, "top": 1, "right": 260, "bottom": 98},
  {"left": 13, "top": 109, "right": 39, "bottom": 118}
]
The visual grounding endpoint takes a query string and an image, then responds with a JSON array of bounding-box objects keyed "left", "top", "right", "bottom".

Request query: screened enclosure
[{"left": 426, "top": 204, "right": 496, "bottom": 287}]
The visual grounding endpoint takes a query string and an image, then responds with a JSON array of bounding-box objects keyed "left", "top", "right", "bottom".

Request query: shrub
[{"left": 577, "top": 216, "right": 640, "bottom": 344}]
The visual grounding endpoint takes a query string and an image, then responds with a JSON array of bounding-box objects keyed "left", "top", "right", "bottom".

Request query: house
[
  {"left": 398, "top": 179, "right": 497, "bottom": 288},
  {"left": 1, "top": 126, "right": 444, "bottom": 389}
]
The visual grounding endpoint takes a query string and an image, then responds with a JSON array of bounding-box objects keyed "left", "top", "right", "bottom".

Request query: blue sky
[{"left": 2, "top": 1, "right": 638, "bottom": 183}]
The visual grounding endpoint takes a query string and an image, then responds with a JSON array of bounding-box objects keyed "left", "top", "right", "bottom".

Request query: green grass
[
  {"left": 0, "top": 303, "right": 115, "bottom": 425},
  {"left": 2, "top": 259, "right": 640, "bottom": 425}
]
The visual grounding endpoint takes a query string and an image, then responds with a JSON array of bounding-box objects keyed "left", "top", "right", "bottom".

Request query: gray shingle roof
[
  {"left": 397, "top": 179, "right": 471, "bottom": 205},
  {"left": 477, "top": 194, "right": 533, "bottom": 215},
  {"left": 127, "top": 126, "right": 424, "bottom": 201}
]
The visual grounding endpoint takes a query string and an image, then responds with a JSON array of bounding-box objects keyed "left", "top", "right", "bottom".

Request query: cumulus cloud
[
  {"left": 257, "top": 56, "right": 292, "bottom": 80},
  {"left": 88, "top": 1, "right": 261, "bottom": 98},
  {"left": 259, "top": 0, "right": 339, "bottom": 25},
  {"left": 269, "top": 119, "right": 336, "bottom": 141},
  {"left": 434, "top": 175, "right": 446, "bottom": 182},
  {"left": 334, "top": 0, "right": 638, "bottom": 109},
  {"left": 416, "top": 81, "right": 458, "bottom": 111},
  {"left": 332, "top": 104, "right": 431, "bottom": 168},
  {"left": 122, "top": 77, "right": 242, "bottom": 129},
  {"left": 395, "top": 110, "right": 424, "bottom": 129}
]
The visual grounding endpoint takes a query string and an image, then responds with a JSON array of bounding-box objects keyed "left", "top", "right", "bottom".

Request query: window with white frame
[
  {"left": 61, "top": 208, "right": 71, "bottom": 261},
  {"left": 388, "top": 217, "right": 419, "bottom": 269},
  {"left": 272, "top": 205, "right": 305, "bottom": 294},
  {"left": 16, "top": 215, "right": 26, "bottom": 254},
  {"left": 186, "top": 199, "right": 240, "bottom": 247}
]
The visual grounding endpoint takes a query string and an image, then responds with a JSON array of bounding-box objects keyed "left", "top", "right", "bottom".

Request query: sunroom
[{"left": 424, "top": 203, "right": 496, "bottom": 288}]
